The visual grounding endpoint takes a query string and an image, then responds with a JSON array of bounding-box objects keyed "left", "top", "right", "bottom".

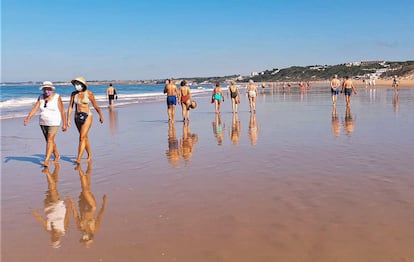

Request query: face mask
[
  {"left": 75, "top": 84, "right": 83, "bottom": 91},
  {"left": 43, "top": 90, "right": 52, "bottom": 97}
]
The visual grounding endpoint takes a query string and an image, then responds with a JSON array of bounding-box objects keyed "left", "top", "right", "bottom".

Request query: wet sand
[{"left": 2, "top": 86, "right": 414, "bottom": 262}]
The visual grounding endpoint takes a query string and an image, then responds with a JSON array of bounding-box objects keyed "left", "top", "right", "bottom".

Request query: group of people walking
[
  {"left": 24, "top": 77, "right": 104, "bottom": 166},
  {"left": 164, "top": 79, "right": 260, "bottom": 124},
  {"left": 330, "top": 74, "right": 358, "bottom": 106}
]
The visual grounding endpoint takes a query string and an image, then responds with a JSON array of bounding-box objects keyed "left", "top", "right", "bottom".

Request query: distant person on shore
[
  {"left": 341, "top": 76, "right": 357, "bottom": 107},
  {"left": 24, "top": 81, "right": 67, "bottom": 167},
  {"left": 246, "top": 80, "right": 258, "bottom": 112},
  {"left": 228, "top": 81, "right": 240, "bottom": 113},
  {"left": 106, "top": 83, "right": 118, "bottom": 107},
  {"left": 179, "top": 80, "right": 191, "bottom": 123},
  {"left": 67, "top": 76, "right": 104, "bottom": 164},
  {"left": 212, "top": 82, "right": 224, "bottom": 114},
  {"left": 392, "top": 75, "right": 399, "bottom": 92},
  {"left": 330, "top": 74, "right": 341, "bottom": 105},
  {"left": 163, "top": 78, "right": 180, "bottom": 122},
  {"left": 32, "top": 163, "right": 72, "bottom": 248}
]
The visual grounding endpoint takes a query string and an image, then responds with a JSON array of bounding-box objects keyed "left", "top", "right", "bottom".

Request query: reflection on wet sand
[
  {"left": 230, "top": 113, "right": 241, "bottom": 145},
  {"left": 393, "top": 91, "right": 399, "bottom": 113},
  {"left": 212, "top": 113, "right": 225, "bottom": 145},
  {"left": 181, "top": 122, "right": 198, "bottom": 162},
  {"left": 166, "top": 121, "right": 180, "bottom": 166},
  {"left": 248, "top": 112, "right": 259, "bottom": 145},
  {"left": 166, "top": 121, "right": 198, "bottom": 166},
  {"left": 331, "top": 105, "right": 340, "bottom": 137},
  {"left": 108, "top": 107, "right": 118, "bottom": 135},
  {"left": 343, "top": 106, "right": 356, "bottom": 136},
  {"left": 70, "top": 162, "right": 107, "bottom": 247},
  {"left": 32, "top": 163, "right": 71, "bottom": 249}
]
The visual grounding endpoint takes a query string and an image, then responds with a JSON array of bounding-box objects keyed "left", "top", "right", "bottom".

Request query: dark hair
[
  {"left": 109, "top": 83, "right": 113, "bottom": 86},
  {"left": 215, "top": 82, "right": 220, "bottom": 87},
  {"left": 181, "top": 80, "right": 187, "bottom": 86}
]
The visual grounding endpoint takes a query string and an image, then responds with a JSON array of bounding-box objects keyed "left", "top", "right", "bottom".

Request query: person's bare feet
[
  {"left": 53, "top": 154, "right": 61, "bottom": 162},
  {"left": 74, "top": 159, "right": 81, "bottom": 164},
  {"left": 41, "top": 160, "right": 49, "bottom": 167}
]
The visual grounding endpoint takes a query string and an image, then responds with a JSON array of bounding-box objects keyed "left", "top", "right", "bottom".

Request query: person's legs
[
  {"left": 170, "top": 105, "right": 175, "bottom": 122},
  {"left": 75, "top": 116, "right": 92, "bottom": 163},
  {"left": 43, "top": 132, "right": 57, "bottom": 166}
]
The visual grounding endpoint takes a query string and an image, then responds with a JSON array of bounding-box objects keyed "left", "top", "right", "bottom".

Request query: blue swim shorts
[
  {"left": 344, "top": 88, "right": 352, "bottom": 96},
  {"left": 331, "top": 88, "right": 339, "bottom": 95},
  {"left": 167, "top": 96, "right": 177, "bottom": 105}
]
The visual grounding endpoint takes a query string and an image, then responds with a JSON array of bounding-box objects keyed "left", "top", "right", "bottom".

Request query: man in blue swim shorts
[
  {"left": 330, "top": 75, "right": 340, "bottom": 105},
  {"left": 341, "top": 76, "right": 357, "bottom": 107},
  {"left": 163, "top": 79, "right": 180, "bottom": 122}
]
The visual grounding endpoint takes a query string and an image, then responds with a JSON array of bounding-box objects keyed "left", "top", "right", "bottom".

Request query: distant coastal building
[{"left": 251, "top": 72, "right": 259, "bottom": 77}]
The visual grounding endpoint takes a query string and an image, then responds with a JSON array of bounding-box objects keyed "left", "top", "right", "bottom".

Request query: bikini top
[{"left": 74, "top": 91, "right": 90, "bottom": 105}]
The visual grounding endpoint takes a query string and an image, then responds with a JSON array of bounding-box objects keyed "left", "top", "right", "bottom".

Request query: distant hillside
[{"left": 248, "top": 61, "right": 414, "bottom": 82}]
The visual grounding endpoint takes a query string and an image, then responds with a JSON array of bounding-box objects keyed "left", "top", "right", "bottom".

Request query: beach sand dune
[{"left": 2, "top": 85, "right": 414, "bottom": 261}]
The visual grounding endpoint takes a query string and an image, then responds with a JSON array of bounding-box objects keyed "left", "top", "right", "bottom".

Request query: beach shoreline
[{"left": 2, "top": 86, "right": 414, "bottom": 262}]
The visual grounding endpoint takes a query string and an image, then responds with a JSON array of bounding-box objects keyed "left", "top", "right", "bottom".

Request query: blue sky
[{"left": 2, "top": 0, "right": 413, "bottom": 82}]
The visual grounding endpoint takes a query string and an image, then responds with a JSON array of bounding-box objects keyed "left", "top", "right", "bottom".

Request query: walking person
[
  {"left": 163, "top": 78, "right": 180, "bottom": 122},
  {"left": 228, "top": 81, "right": 240, "bottom": 113},
  {"left": 179, "top": 80, "right": 191, "bottom": 123},
  {"left": 330, "top": 74, "right": 341, "bottom": 105},
  {"left": 340, "top": 76, "right": 357, "bottom": 107},
  {"left": 67, "top": 76, "right": 104, "bottom": 164},
  {"left": 246, "top": 80, "right": 258, "bottom": 112},
  {"left": 212, "top": 82, "right": 224, "bottom": 114},
  {"left": 392, "top": 75, "right": 399, "bottom": 92},
  {"left": 106, "top": 83, "right": 118, "bottom": 107},
  {"left": 24, "top": 81, "right": 67, "bottom": 167}
]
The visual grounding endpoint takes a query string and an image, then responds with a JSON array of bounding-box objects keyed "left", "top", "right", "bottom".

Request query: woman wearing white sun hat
[{"left": 24, "top": 81, "right": 67, "bottom": 167}]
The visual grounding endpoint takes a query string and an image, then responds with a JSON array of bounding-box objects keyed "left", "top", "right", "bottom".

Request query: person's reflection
[
  {"left": 248, "top": 112, "right": 259, "bottom": 145},
  {"left": 343, "top": 106, "right": 356, "bottom": 136},
  {"left": 212, "top": 113, "right": 225, "bottom": 145},
  {"left": 393, "top": 91, "right": 399, "bottom": 113},
  {"left": 331, "top": 105, "right": 340, "bottom": 137},
  {"left": 108, "top": 107, "right": 118, "bottom": 135},
  {"left": 166, "top": 121, "right": 180, "bottom": 166},
  {"left": 71, "top": 162, "right": 107, "bottom": 247},
  {"left": 231, "top": 113, "right": 241, "bottom": 145},
  {"left": 181, "top": 122, "right": 198, "bottom": 162},
  {"left": 32, "top": 163, "right": 71, "bottom": 248}
]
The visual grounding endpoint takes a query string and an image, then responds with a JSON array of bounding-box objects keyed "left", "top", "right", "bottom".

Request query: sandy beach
[{"left": 2, "top": 85, "right": 414, "bottom": 262}]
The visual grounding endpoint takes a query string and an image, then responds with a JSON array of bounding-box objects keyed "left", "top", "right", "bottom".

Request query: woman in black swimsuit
[{"left": 228, "top": 81, "right": 240, "bottom": 113}]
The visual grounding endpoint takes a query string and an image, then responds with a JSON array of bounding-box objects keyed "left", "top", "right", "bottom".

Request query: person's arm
[
  {"left": 57, "top": 96, "right": 67, "bottom": 131},
  {"left": 114, "top": 89, "right": 118, "bottom": 99},
  {"left": 67, "top": 93, "right": 75, "bottom": 127},
  {"left": 352, "top": 83, "right": 357, "bottom": 94},
  {"left": 24, "top": 98, "right": 41, "bottom": 125},
  {"left": 89, "top": 92, "right": 104, "bottom": 124},
  {"left": 32, "top": 210, "right": 48, "bottom": 230},
  {"left": 95, "top": 195, "right": 107, "bottom": 231}
]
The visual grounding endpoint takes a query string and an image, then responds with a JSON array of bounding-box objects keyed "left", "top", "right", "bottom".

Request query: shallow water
[{"left": 2, "top": 87, "right": 414, "bottom": 261}]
